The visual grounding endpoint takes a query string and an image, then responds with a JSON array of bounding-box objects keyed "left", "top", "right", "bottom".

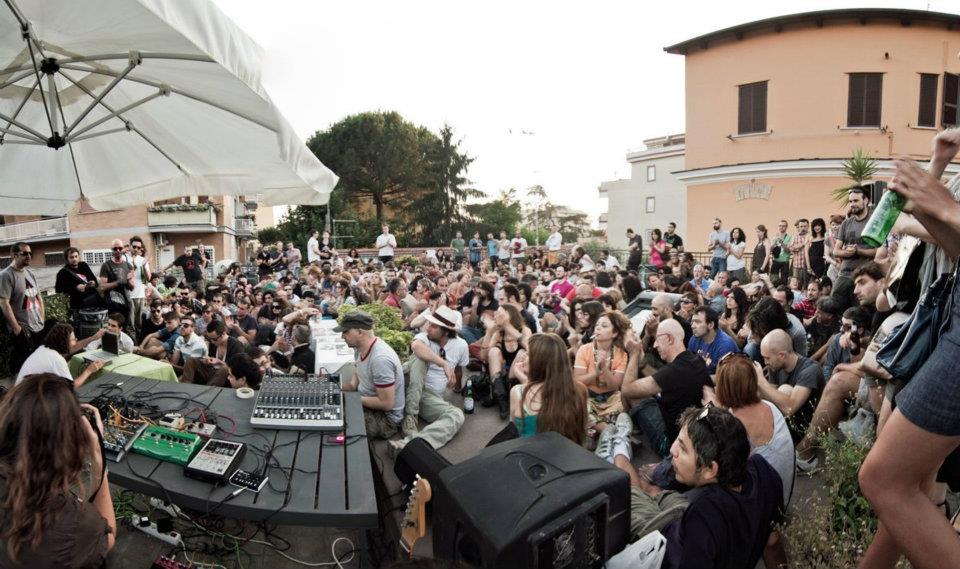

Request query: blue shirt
[
  {"left": 687, "top": 329, "right": 739, "bottom": 373},
  {"left": 690, "top": 277, "right": 713, "bottom": 293},
  {"left": 469, "top": 238, "right": 483, "bottom": 262},
  {"left": 487, "top": 239, "right": 498, "bottom": 258}
]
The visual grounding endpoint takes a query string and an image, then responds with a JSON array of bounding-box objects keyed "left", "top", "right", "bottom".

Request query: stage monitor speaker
[
  {"left": 394, "top": 436, "right": 451, "bottom": 490},
  {"left": 432, "top": 432, "right": 630, "bottom": 569}
]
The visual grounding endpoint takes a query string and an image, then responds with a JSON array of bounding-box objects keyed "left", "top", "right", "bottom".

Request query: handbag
[{"left": 876, "top": 267, "right": 958, "bottom": 383}]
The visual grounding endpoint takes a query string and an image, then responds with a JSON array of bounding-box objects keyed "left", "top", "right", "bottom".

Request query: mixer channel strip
[{"left": 250, "top": 374, "right": 345, "bottom": 431}]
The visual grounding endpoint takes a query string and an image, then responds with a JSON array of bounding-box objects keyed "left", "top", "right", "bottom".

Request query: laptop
[{"left": 83, "top": 331, "right": 121, "bottom": 363}]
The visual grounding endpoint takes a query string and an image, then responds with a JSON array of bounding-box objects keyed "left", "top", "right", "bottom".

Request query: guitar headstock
[{"left": 399, "top": 474, "right": 432, "bottom": 557}]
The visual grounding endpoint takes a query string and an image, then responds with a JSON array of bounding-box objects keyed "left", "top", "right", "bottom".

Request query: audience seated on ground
[{"left": 758, "top": 329, "right": 824, "bottom": 444}]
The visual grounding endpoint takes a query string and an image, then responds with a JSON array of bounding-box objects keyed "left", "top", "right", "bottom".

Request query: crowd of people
[{"left": 3, "top": 126, "right": 960, "bottom": 567}]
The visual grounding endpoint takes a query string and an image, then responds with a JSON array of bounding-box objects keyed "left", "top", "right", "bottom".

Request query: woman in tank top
[{"left": 752, "top": 224, "right": 772, "bottom": 274}]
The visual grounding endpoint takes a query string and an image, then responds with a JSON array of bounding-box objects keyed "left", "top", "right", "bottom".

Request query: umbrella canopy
[{"left": 0, "top": 0, "right": 337, "bottom": 215}]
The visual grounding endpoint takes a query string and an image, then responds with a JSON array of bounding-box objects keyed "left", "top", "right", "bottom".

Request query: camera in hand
[{"left": 849, "top": 325, "right": 862, "bottom": 356}]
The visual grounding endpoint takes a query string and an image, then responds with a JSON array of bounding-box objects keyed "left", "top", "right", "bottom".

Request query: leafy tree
[
  {"left": 409, "top": 124, "right": 482, "bottom": 245},
  {"left": 306, "top": 111, "right": 435, "bottom": 225},
  {"left": 464, "top": 189, "right": 523, "bottom": 238}
]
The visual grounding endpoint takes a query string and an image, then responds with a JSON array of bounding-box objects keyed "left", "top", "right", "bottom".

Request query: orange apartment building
[
  {"left": 666, "top": 8, "right": 960, "bottom": 248},
  {"left": 0, "top": 195, "right": 268, "bottom": 270}
]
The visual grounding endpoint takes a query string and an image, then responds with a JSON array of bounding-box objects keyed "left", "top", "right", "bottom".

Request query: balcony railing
[
  {"left": 147, "top": 208, "right": 217, "bottom": 231},
  {"left": 234, "top": 217, "right": 255, "bottom": 236},
  {"left": 0, "top": 216, "right": 69, "bottom": 245}
]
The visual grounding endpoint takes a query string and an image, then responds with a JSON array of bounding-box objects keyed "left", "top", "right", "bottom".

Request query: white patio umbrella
[{"left": 0, "top": 0, "right": 338, "bottom": 215}]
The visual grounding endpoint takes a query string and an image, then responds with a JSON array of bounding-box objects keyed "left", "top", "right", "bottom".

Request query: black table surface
[{"left": 78, "top": 373, "right": 377, "bottom": 528}]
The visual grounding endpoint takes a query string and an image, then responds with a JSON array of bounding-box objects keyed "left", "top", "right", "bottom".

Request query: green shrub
[
  {"left": 335, "top": 303, "right": 411, "bottom": 356},
  {"left": 781, "top": 435, "right": 888, "bottom": 569},
  {"left": 394, "top": 254, "right": 420, "bottom": 267}
]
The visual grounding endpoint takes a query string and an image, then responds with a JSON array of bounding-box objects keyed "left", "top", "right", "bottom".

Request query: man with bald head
[
  {"left": 641, "top": 293, "right": 693, "bottom": 374},
  {"left": 99, "top": 238, "right": 135, "bottom": 331},
  {"left": 758, "top": 329, "right": 824, "bottom": 443},
  {"left": 622, "top": 319, "right": 711, "bottom": 457}
]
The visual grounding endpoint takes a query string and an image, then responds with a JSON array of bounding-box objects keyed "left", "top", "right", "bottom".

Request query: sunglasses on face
[{"left": 112, "top": 247, "right": 123, "bottom": 251}]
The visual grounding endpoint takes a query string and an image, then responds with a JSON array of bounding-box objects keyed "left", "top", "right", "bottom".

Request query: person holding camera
[
  {"left": 0, "top": 373, "right": 116, "bottom": 568},
  {"left": 55, "top": 247, "right": 102, "bottom": 311}
]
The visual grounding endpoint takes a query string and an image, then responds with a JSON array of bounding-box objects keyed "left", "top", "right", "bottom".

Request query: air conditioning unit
[{"left": 155, "top": 233, "right": 168, "bottom": 247}]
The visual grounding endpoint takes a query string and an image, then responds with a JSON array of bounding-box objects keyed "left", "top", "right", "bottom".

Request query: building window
[
  {"left": 44, "top": 252, "right": 65, "bottom": 267},
  {"left": 83, "top": 250, "right": 112, "bottom": 267},
  {"left": 645, "top": 197, "right": 656, "bottom": 214},
  {"left": 917, "top": 74, "right": 939, "bottom": 128},
  {"left": 737, "top": 81, "right": 768, "bottom": 134},
  {"left": 943, "top": 73, "right": 959, "bottom": 127},
  {"left": 847, "top": 73, "right": 883, "bottom": 127},
  {"left": 646, "top": 165, "right": 656, "bottom": 182}
]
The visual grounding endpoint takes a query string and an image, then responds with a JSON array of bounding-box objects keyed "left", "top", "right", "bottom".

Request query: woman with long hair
[
  {"left": 511, "top": 334, "right": 589, "bottom": 445},
  {"left": 719, "top": 286, "right": 751, "bottom": 348},
  {"left": 725, "top": 227, "right": 748, "bottom": 283},
  {"left": 804, "top": 217, "right": 827, "bottom": 279},
  {"left": 574, "top": 310, "right": 631, "bottom": 439},
  {"left": 649, "top": 229, "right": 667, "bottom": 269},
  {"left": 0, "top": 373, "right": 116, "bottom": 567},
  {"left": 752, "top": 225, "right": 772, "bottom": 275},
  {"left": 481, "top": 303, "right": 532, "bottom": 419}
]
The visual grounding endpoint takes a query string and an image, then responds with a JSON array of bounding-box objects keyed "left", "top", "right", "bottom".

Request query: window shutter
[
  {"left": 738, "top": 85, "right": 752, "bottom": 134},
  {"left": 943, "top": 73, "right": 959, "bottom": 127},
  {"left": 847, "top": 73, "right": 882, "bottom": 127},
  {"left": 738, "top": 81, "right": 768, "bottom": 135},
  {"left": 918, "top": 74, "right": 938, "bottom": 127}
]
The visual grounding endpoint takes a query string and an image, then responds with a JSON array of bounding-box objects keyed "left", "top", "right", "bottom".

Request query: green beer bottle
[{"left": 861, "top": 189, "right": 906, "bottom": 248}]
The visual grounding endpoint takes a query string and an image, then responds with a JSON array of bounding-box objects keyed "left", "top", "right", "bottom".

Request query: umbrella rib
[
  {"left": 25, "top": 37, "right": 54, "bottom": 138},
  {"left": 0, "top": 52, "right": 213, "bottom": 76},
  {"left": 0, "top": 126, "right": 42, "bottom": 142},
  {"left": 0, "top": 108, "right": 47, "bottom": 141},
  {"left": 51, "top": 75, "right": 85, "bottom": 200},
  {"left": 59, "top": 68, "right": 186, "bottom": 174},
  {"left": 64, "top": 61, "right": 137, "bottom": 137},
  {"left": 3, "top": 0, "right": 47, "bottom": 59},
  {"left": 0, "top": 69, "right": 36, "bottom": 90},
  {"left": 0, "top": 77, "right": 43, "bottom": 143},
  {"left": 59, "top": 63, "right": 276, "bottom": 132},
  {"left": 66, "top": 89, "right": 164, "bottom": 142},
  {"left": 68, "top": 126, "right": 131, "bottom": 143}
]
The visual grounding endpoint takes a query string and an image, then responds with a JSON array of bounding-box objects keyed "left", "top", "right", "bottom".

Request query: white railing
[
  {"left": 234, "top": 217, "right": 255, "bottom": 234},
  {"left": 0, "top": 216, "right": 69, "bottom": 244},
  {"left": 147, "top": 208, "right": 217, "bottom": 228}
]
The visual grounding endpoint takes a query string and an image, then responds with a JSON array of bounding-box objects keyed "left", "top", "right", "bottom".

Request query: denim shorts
[{"left": 896, "top": 277, "right": 960, "bottom": 436}]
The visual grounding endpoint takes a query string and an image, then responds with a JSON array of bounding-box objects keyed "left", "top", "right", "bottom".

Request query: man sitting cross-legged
[
  {"left": 134, "top": 311, "right": 180, "bottom": 360},
  {"left": 390, "top": 305, "right": 466, "bottom": 457},
  {"left": 595, "top": 406, "right": 786, "bottom": 569}
]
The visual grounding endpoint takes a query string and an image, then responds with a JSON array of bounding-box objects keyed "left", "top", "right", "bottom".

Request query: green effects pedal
[{"left": 132, "top": 425, "right": 203, "bottom": 466}]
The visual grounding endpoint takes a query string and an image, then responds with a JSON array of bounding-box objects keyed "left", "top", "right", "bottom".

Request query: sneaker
[
  {"left": 796, "top": 452, "right": 819, "bottom": 474},
  {"left": 401, "top": 415, "right": 419, "bottom": 437},
  {"left": 594, "top": 427, "right": 616, "bottom": 464},
  {"left": 613, "top": 413, "right": 633, "bottom": 442},
  {"left": 387, "top": 438, "right": 408, "bottom": 460}
]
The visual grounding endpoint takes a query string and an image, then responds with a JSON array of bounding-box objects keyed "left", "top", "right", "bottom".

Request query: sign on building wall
[{"left": 733, "top": 181, "right": 773, "bottom": 201}]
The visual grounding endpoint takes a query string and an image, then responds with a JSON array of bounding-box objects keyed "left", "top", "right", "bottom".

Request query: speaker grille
[{"left": 531, "top": 496, "right": 607, "bottom": 569}]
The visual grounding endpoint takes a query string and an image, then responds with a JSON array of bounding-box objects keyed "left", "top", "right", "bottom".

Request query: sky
[{"left": 212, "top": 0, "right": 957, "bottom": 224}]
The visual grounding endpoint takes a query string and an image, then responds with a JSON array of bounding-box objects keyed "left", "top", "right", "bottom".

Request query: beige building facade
[
  {"left": 667, "top": 8, "right": 960, "bottom": 248},
  {"left": 600, "top": 134, "right": 687, "bottom": 250}
]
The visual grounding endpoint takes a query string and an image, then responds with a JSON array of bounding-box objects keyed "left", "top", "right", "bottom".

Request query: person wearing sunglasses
[
  {"left": 169, "top": 317, "right": 208, "bottom": 375},
  {"left": 599, "top": 405, "right": 786, "bottom": 568},
  {"left": 0, "top": 242, "right": 45, "bottom": 373},
  {"left": 98, "top": 238, "right": 135, "bottom": 329}
]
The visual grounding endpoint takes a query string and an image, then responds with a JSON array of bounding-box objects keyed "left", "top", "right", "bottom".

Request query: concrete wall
[{"left": 602, "top": 152, "right": 687, "bottom": 250}]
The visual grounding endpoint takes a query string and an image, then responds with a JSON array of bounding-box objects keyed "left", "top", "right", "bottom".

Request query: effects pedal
[
  {"left": 101, "top": 421, "right": 148, "bottom": 462},
  {"left": 150, "top": 555, "right": 192, "bottom": 569},
  {"left": 158, "top": 413, "right": 185, "bottom": 430},
  {"left": 229, "top": 469, "right": 268, "bottom": 493},
  {"left": 132, "top": 426, "right": 203, "bottom": 466},
  {"left": 184, "top": 438, "right": 246, "bottom": 485},
  {"left": 183, "top": 421, "right": 217, "bottom": 437}
]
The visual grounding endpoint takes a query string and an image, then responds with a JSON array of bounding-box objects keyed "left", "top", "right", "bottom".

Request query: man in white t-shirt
[
  {"left": 497, "top": 230, "right": 511, "bottom": 265},
  {"left": 390, "top": 305, "right": 466, "bottom": 456},
  {"left": 375, "top": 224, "right": 397, "bottom": 263},
  {"left": 510, "top": 230, "right": 528, "bottom": 263},
  {"left": 128, "top": 236, "right": 151, "bottom": 340},
  {"left": 307, "top": 230, "right": 320, "bottom": 264},
  {"left": 545, "top": 225, "right": 563, "bottom": 266}
]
